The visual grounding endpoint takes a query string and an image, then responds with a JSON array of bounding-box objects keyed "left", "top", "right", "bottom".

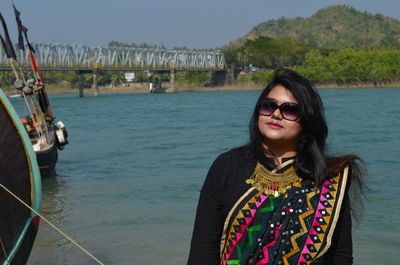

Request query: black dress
[{"left": 188, "top": 146, "right": 352, "bottom": 265}]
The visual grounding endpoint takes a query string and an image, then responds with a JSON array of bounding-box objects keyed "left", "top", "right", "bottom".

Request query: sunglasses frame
[{"left": 258, "top": 98, "right": 300, "bottom": 121}]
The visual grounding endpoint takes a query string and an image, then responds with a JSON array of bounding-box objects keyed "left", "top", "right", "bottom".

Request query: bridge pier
[
  {"left": 170, "top": 69, "right": 176, "bottom": 90},
  {"left": 147, "top": 71, "right": 152, "bottom": 92},
  {"left": 92, "top": 69, "right": 99, "bottom": 97},
  {"left": 225, "top": 65, "right": 235, "bottom": 86},
  {"left": 78, "top": 74, "right": 84, "bottom": 97},
  {"left": 157, "top": 72, "right": 162, "bottom": 89},
  {"left": 208, "top": 71, "right": 226, "bottom": 87}
]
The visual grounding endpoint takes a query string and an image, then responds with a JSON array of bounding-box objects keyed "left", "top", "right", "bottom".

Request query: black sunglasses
[{"left": 259, "top": 98, "right": 300, "bottom": 121}]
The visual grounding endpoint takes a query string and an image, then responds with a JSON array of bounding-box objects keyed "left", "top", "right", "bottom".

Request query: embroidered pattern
[
  {"left": 297, "top": 172, "right": 346, "bottom": 264},
  {"left": 221, "top": 192, "right": 271, "bottom": 265},
  {"left": 220, "top": 168, "right": 348, "bottom": 265},
  {"left": 282, "top": 190, "right": 316, "bottom": 264}
]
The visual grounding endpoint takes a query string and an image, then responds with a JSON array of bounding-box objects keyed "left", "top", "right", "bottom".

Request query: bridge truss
[{"left": 0, "top": 43, "right": 226, "bottom": 71}]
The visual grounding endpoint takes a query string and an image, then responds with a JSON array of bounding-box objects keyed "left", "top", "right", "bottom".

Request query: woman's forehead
[{"left": 266, "top": 84, "right": 298, "bottom": 103}]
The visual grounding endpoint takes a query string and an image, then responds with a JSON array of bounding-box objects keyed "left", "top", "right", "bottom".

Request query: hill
[{"left": 231, "top": 5, "right": 400, "bottom": 49}]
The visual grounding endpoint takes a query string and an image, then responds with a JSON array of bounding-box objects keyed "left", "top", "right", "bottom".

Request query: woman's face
[{"left": 258, "top": 84, "right": 302, "bottom": 151}]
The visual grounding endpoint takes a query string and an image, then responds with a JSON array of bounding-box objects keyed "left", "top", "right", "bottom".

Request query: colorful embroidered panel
[{"left": 220, "top": 169, "right": 348, "bottom": 265}]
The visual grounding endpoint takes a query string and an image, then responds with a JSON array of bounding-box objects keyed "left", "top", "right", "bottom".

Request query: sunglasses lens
[
  {"left": 259, "top": 99, "right": 277, "bottom": 116},
  {"left": 281, "top": 103, "right": 300, "bottom": 121},
  {"left": 259, "top": 98, "right": 300, "bottom": 121}
]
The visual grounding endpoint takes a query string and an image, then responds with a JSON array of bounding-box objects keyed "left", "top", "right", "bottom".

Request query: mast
[{"left": 13, "top": 4, "right": 53, "bottom": 119}]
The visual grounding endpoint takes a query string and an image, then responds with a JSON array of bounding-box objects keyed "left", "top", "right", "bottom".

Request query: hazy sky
[{"left": 0, "top": 0, "right": 398, "bottom": 49}]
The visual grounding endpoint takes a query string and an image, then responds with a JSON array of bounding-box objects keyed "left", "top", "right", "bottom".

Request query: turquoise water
[{"left": 14, "top": 88, "right": 398, "bottom": 265}]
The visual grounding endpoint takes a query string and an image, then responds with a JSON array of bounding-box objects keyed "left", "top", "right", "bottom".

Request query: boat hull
[
  {"left": 8, "top": 217, "right": 39, "bottom": 265},
  {"left": 36, "top": 141, "right": 58, "bottom": 177},
  {"left": 0, "top": 89, "right": 42, "bottom": 265}
]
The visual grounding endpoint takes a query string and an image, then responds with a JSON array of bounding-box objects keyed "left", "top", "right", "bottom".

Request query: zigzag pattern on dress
[
  {"left": 237, "top": 196, "right": 276, "bottom": 264},
  {"left": 297, "top": 174, "right": 340, "bottom": 265},
  {"left": 221, "top": 192, "right": 272, "bottom": 265},
  {"left": 281, "top": 189, "right": 317, "bottom": 265}
]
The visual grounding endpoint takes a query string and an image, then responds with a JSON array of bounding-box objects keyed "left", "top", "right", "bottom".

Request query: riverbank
[
  {"left": 3, "top": 80, "right": 399, "bottom": 96},
  {"left": 58, "top": 81, "right": 399, "bottom": 95},
  {"left": 316, "top": 80, "right": 400, "bottom": 89},
  {"left": 33, "top": 82, "right": 266, "bottom": 95}
]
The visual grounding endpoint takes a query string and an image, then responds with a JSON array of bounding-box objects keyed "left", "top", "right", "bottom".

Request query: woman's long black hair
[{"left": 248, "top": 69, "right": 365, "bottom": 220}]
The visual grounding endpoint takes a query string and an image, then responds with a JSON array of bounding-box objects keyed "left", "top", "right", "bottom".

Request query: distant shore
[
  {"left": 36, "top": 82, "right": 266, "bottom": 95},
  {"left": 4, "top": 81, "right": 399, "bottom": 96}
]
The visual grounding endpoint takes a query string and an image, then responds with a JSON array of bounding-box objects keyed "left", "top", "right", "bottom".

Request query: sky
[{"left": 0, "top": 0, "right": 398, "bottom": 49}]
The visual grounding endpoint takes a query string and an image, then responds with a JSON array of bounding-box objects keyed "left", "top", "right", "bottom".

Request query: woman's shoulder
[
  {"left": 214, "top": 145, "right": 254, "bottom": 164},
  {"left": 206, "top": 145, "right": 256, "bottom": 188},
  {"left": 208, "top": 145, "right": 256, "bottom": 177}
]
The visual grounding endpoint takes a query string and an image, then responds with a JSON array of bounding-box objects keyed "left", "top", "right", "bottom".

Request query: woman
[{"left": 187, "top": 69, "right": 364, "bottom": 265}]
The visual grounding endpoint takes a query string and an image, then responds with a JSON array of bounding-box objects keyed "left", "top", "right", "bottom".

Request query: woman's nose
[{"left": 271, "top": 108, "right": 283, "bottom": 120}]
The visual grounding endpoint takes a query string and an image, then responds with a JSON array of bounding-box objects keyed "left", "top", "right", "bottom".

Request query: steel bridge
[{"left": 0, "top": 43, "right": 226, "bottom": 71}]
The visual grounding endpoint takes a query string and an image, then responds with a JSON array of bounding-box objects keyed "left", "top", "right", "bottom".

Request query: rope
[
  {"left": 11, "top": 57, "right": 48, "bottom": 142},
  {"left": 0, "top": 235, "right": 10, "bottom": 264},
  {"left": 0, "top": 184, "right": 104, "bottom": 265},
  {"left": 8, "top": 59, "right": 20, "bottom": 80}
]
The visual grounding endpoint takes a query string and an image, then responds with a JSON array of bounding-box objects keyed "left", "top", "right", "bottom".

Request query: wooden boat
[
  {"left": 17, "top": 81, "right": 68, "bottom": 176},
  {"left": 0, "top": 88, "right": 42, "bottom": 265},
  {"left": 0, "top": 5, "right": 68, "bottom": 177}
]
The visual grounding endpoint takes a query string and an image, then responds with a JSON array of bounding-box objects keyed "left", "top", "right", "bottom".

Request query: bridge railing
[{"left": 0, "top": 43, "right": 226, "bottom": 71}]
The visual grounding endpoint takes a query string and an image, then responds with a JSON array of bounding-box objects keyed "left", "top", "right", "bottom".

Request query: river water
[{"left": 12, "top": 88, "right": 399, "bottom": 264}]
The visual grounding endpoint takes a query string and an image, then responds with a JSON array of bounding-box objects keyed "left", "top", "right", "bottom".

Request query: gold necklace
[{"left": 246, "top": 161, "right": 298, "bottom": 197}]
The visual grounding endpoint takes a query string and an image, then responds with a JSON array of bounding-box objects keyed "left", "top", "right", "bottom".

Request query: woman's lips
[{"left": 267, "top": 122, "right": 283, "bottom": 129}]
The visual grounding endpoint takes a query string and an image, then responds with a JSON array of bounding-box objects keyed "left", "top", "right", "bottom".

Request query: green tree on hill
[
  {"left": 293, "top": 48, "right": 400, "bottom": 83},
  {"left": 224, "top": 37, "right": 312, "bottom": 68},
  {"left": 234, "top": 5, "right": 400, "bottom": 49}
]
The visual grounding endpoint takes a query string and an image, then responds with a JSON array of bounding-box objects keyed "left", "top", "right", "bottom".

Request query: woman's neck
[{"left": 262, "top": 142, "right": 297, "bottom": 165}]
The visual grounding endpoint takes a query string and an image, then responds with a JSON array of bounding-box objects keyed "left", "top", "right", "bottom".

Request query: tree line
[{"left": 223, "top": 36, "right": 400, "bottom": 85}]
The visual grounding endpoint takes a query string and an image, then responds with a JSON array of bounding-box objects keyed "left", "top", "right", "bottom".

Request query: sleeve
[
  {"left": 187, "top": 155, "right": 227, "bottom": 265},
  {"left": 323, "top": 193, "right": 353, "bottom": 265}
]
